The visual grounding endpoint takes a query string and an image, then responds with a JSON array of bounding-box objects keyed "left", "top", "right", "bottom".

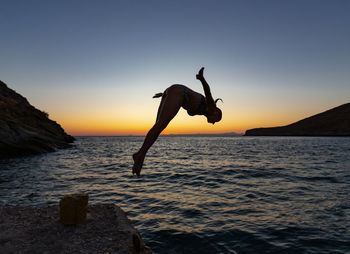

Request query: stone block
[{"left": 59, "top": 193, "right": 88, "bottom": 225}]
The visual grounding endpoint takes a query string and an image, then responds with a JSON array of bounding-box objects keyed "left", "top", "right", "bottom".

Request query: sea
[{"left": 1, "top": 136, "right": 349, "bottom": 254}]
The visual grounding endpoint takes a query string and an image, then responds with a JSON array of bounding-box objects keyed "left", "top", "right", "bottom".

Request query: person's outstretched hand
[{"left": 196, "top": 67, "right": 205, "bottom": 80}]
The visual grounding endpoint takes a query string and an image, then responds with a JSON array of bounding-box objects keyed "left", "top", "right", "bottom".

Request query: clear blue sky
[{"left": 1, "top": 0, "right": 349, "bottom": 135}]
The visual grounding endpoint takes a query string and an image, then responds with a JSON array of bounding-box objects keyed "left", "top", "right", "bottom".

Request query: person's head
[{"left": 206, "top": 107, "right": 222, "bottom": 124}]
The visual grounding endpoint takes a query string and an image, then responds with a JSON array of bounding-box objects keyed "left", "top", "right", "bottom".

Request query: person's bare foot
[
  {"left": 132, "top": 152, "right": 144, "bottom": 176},
  {"left": 196, "top": 67, "right": 204, "bottom": 80}
]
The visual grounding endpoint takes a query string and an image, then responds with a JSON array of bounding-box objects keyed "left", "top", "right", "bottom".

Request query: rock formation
[
  {"left": 0, "top": 80, "right": 74, "bottom": 158},
  {"left": 245, "top": 103, "right": 350, "bottom": 136}
]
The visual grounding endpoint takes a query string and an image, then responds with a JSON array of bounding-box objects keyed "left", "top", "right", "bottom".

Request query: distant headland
[
  {"left": 0, "top": 80, "right": 74, "bottom": 158},
  {"left": 245, "top": 103, "right": 350, "bottom": 136}
]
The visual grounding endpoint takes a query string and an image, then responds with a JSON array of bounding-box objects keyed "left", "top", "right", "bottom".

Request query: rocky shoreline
[
  {"left": 0, "top": 204, "right": 152, "bottom": 254},
  {"left": 0, "top": 80, "right": 74, "bottom": 158}
]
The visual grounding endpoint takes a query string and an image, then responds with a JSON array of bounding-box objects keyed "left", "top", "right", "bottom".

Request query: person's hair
[
  {"left": 215, "top": 107, "right": 222, "bottom": 122},
  {"left": 215, "top": 98, "right": 223, "bottom": 104},
  {"left": 214, "top": 98, "right": 222, "bottom": 122}
]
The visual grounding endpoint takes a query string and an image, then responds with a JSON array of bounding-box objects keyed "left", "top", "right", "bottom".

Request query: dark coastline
[
  {"left": 0, "top": 80, "right": 74, "bottom": 158},
  {"left": 245, "top": 102, "right": 350, "bottom": 137}
]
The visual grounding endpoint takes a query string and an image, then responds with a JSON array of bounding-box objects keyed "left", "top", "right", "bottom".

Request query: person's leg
[
  {"left": 132, "top": 86, "right": 184, "bottom": 176},
  {"left": 156, "top": 94, "right": 166, "bottom": 123}
]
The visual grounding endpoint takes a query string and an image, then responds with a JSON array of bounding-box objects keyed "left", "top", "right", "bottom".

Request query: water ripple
[{"left": 1, "top": 136, "right": 350, "bottom": 253}]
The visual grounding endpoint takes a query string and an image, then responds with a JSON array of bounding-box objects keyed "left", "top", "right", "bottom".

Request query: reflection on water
[{"left": 1, "top": 137, "right": 350, "bottom": 254}]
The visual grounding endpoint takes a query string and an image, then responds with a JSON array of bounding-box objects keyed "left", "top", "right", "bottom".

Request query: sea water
[{"left": 0, "top": 136, "right": 349, "bottom": 254}]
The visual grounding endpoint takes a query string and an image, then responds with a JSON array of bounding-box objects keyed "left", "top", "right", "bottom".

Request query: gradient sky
[{"left": 1, "top": 0, "right": 349, "bottom": 135}]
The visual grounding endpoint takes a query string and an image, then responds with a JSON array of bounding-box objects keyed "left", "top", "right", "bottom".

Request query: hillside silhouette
[
  {"left": 0, "top": 80, "right": 74, "bottom": 157},
  {"left": 245, "top": 103, "right": 350, "bottom": 136}
]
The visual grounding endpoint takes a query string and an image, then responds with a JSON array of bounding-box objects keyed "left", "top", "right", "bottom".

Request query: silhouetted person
[{"left": 132, "top": 67, "right": 222, "bottom": 176}]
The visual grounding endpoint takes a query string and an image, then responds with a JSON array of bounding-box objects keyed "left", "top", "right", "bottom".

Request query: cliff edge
[
  {"left": 245, "top": 103, "right": 350, "bottom": 136},
  {"left": 0, "top": 80, "right": 74, "bottom": 158}
]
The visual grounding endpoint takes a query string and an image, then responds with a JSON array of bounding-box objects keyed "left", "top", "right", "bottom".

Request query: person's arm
[{"left": 196, "top": 67, "right": 215, "bottom": 109}]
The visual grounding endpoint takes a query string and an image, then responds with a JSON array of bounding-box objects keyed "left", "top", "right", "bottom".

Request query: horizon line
[{"left": 72, "top": 132, "right": 244, "bottom": 137}]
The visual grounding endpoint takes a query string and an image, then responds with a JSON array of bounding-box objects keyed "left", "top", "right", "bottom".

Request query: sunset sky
[{"left": 1, "top": 0, "right": 349, "bottom": 135}]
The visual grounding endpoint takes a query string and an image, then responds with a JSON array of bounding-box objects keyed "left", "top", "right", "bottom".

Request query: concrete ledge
[{"left": 0, "top": 204, "right": 152, "bottom": 254}]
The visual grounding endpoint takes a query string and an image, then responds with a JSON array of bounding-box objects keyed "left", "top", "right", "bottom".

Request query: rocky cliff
[
  {"left": 245, "top": 103, "right": 350, "bottom": 136},
  {"left": 0, "top": 80, "right": 74, "bottom": 158}
]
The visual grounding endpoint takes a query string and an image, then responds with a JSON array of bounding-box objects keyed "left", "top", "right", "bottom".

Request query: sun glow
[{"left": 50, "top": 94, "right": 312, "bottom": 136}]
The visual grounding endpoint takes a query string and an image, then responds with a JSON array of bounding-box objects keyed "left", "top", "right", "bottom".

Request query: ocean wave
[{"left": 1, "top": 137, "right": 349, "bottom": 253}]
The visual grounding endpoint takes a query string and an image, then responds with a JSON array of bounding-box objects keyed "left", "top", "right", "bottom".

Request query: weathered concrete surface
[{"left": 0, "top": 204, "right": 152, "bottom": 254}]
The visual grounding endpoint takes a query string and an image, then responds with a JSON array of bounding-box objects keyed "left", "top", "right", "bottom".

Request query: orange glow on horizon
[
  {"left": 56, "top": 110, "right": 299, "bottom": 136},
  {"left": 50, "top": 96, "right": 327, "bottom": 136}
]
